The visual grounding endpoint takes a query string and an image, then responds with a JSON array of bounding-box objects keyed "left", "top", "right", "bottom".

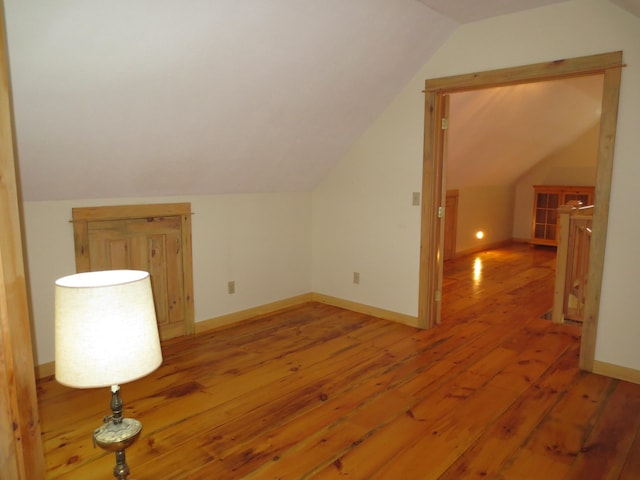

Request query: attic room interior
[
  {"left": 2, "top": 0, "right": 640, "bottom": 479},
  {"left": 437, "top": 74, "right": 603, "bottom": 323}
]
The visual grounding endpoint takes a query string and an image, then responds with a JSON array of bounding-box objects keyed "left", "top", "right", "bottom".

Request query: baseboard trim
[
  {"left": 453, "top": 239, "right": 513, "bottom": 259},
  {"left": 36, "top": 361, "right": 55, "bottom": 380},
  {"left": 35, "top": 294, "right": 315, "bottom": 379},
  {"left": 36, "top": 293, "right": 640, "bottom": 385},
  {"left": 194, "top": 293, "right": 314, "bottom": 334},
  {"left": 592, "top": 360, "right": 640, "bottom": 385},
  {"left": 311, "top": 293, "right": 419, "bottom": 328}
]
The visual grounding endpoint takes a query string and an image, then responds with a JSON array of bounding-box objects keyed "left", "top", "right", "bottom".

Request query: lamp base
[
  {"left": 93, "top": 385, "right": 142, "bottom": 480},
  {"left": 94, "top": 417, "right": 142, "bottom": 451}
]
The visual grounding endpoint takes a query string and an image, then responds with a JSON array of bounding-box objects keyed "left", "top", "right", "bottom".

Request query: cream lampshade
[
  {"left": 55, "top": 269, "right": 163, "bottom": 480},
  {"left": 55, "top": 269, "right": 162, "bottom": 387}
]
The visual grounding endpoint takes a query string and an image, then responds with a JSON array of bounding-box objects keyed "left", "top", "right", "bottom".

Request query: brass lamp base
[
  {"left": 94, "top": 385, "right": 142, "bottom": 480},
  {"left": 94, "top": 417, "right": 142, "bottom": 451}
]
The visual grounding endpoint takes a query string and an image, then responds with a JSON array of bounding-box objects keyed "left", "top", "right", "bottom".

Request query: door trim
[
  {"left": 72, "top": 202, "right": 195, "bottom": 336},
  {"left": 444, "top": 189, "right": 459, "bottom": 261},
  {"left": 418, "top": 51, "right": 623, "bottom": 371},
  {"left": 0, "top": 3, "right": 46, "bottom": 475}
]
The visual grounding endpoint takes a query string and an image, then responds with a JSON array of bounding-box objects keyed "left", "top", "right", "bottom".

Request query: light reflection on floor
[{"left": 473, "top": 256, "right": 482, "bottom": 286}]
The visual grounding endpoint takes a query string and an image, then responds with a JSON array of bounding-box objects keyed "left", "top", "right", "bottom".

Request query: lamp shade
[{"left": 55, "top": 270, "right": 163, "bottom": 388}]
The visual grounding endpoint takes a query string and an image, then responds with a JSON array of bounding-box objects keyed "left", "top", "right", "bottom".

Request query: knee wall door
[{"left": 72, "top": 203, "right": 194, "bottom": 340}]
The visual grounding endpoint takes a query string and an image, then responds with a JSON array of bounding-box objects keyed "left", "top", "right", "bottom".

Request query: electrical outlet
[
  {"left": 227, "top": 280, "right": 235, "bottom": 294},
  {"left": 353, "top": 272, "right": 360, "bottom": 284}
]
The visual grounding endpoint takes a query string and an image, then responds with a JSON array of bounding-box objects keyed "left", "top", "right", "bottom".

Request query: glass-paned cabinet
[{"left": 531, "top": 185, "right": 594, "bottom": 246}]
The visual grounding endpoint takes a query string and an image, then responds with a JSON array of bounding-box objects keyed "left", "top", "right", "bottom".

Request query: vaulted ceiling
[
  {"left": 3, "top": 1, "right": 634, "bottom": 202},
  {"left": 447, "top": 74, "right": 604, "bottom": 188}
]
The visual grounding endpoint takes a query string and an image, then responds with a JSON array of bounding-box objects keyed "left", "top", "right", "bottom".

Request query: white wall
[
  {"left": 312, "top": 0, "right": 640, "bottom": 370},
  {"left": 513, "top": 121, "right": 599, "bottom": 240},
  {"left": 311, "top": 85, "right": 424, "bottom": 315},
  {"left": 454, "top": 186, "right": 515, "bottom": 254},
  {"left": 24, "top": 192, "right": 311, "bottom": 365}
]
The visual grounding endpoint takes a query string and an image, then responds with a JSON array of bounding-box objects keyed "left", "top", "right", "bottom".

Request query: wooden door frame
[
  {"left": 0, "top": 2, "right": 46, "bottom": 476},
  {"left": 72, "top": 202, "right": 196, "bottom": 335},
  {"left": 418, "top": 51, "right": 623, "bottom": 372},
  {"left": 444, "top": 189, "right": 459, "bottom": 261}
]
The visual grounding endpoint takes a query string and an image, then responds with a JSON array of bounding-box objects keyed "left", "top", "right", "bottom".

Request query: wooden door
[
  {"left": 72, "top": 203, "right": 194, "bottom": 340},
  {"left": 443, "top": 190, "right": 458, "bottom": 261}
]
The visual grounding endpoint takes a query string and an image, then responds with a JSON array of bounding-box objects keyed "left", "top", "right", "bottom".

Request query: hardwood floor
[{"left": 38, "top": 244, "right": 640, "bottom": 479}]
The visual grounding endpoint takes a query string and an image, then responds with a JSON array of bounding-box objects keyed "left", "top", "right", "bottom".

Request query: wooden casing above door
[{"left": 72, "top": 203, "right": 195, "bottom": 340}]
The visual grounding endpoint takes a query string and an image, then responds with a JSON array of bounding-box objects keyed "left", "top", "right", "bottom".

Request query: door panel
[{"left": 73, "top": 204, "right": 194, "bottom": 341}]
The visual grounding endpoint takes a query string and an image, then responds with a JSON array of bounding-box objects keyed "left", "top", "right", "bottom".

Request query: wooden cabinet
[{"left": 531, "top": 185, "right": 594, "bottom": 246}]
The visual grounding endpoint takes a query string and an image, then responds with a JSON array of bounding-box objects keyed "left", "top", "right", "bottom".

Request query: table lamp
[{"left": 55, "top": 269, "right": 163, "bottom": 480}]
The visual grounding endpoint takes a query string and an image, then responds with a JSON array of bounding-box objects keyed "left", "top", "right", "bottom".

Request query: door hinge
[
  {"left": 437, "top": 206, "right": 444, "bottom": 219},
  {"left": 441, "top": 118, "right": 448, "bottom": 130},
  {"left": 435, "top": 290, "right": 442, "bottom": 302}
]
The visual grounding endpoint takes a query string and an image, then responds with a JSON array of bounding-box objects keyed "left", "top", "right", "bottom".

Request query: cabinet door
[{"left": 533, "top": 191, "right": 560, "bottom": 245}]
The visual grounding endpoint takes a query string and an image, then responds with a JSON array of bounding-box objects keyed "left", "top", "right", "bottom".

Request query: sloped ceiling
[
  {"left": 447, "top": 74, "right": 604, "bottom": 188},
  {"left": 3, "top": 0, "right": 587, "bottom": 202},
  {"left": 611, "top": 0, "right": 640, "bottom": 17},
  {"left": 417, "top": 0, "right": 568, "bottom": 22},
  {"left": 5, "top": 0, "right": 454, "bottom": 201}
]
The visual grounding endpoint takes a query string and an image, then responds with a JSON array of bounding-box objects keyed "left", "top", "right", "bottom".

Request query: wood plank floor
[{"left": 37, "top": 243, "right": 640, "bottom": 479}]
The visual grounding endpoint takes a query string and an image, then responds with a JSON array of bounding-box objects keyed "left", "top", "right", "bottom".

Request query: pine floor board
[{"left": 38, "top": 244, "right": 640, "bottom": 479}]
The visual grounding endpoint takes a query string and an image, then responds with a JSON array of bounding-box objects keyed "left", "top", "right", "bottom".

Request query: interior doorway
[
  {"left": 417, "top": 51, "right": 623, "bottom": 371},
  {"left": 441, "top": 75, "right": 603, "bottom": 326}
]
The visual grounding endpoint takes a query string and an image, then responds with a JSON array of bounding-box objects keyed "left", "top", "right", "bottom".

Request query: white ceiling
[
  {"left": 611, "top": 0, "right": 640, "bottom": 17},
  {"left": 4, "top": 0, "right": 454, "bottom": 201},
  {"left": 417, "top": 0, "right": 568, "bottom": 22},
  {"left": 447, "top": 75, "right": 604, "bottom": 187},
  {"left": 3, "top": 0, "right": 616, "bottom": 202}
]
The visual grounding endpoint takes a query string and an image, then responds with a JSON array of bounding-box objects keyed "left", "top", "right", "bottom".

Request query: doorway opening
[
  {"left": 417, "top": 51, "right": 623, "bottom": 371},
  {"left": 442, "top": 75, "right": 603, "bottom": 328}
]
